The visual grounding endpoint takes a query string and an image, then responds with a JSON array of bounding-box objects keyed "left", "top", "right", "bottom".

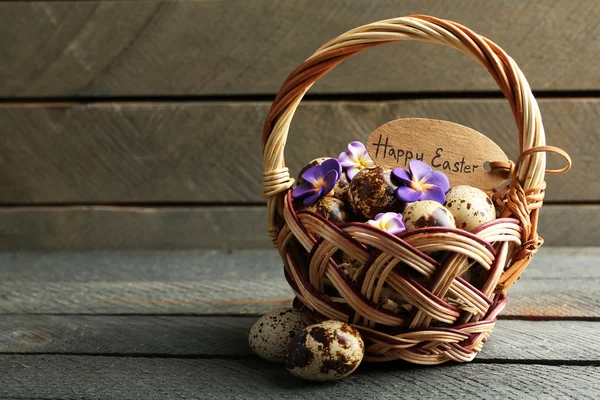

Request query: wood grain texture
[
  {"left": 520, "top": 247, "right": 600, "bottom": 279},
  {"left": 0, "top": 206, "right": 269, "bottom": 251},
  {"left": 0, "top": 315, "right": 596, "bottom": 363},
  {"left": 0, "top": 250, "right": 285, "bottom": 282},
  {"left": 0, "top": 204, "right": 597, "bottom": 251},
  {"left": 504, "top": 278, "right": 600, "bottom": 318},
  {"left": 0, "top": 278, "right": 293, "bottom": 315},
  {"left": 0, "top": 248, "right": 597, "bottom": 315},
  {"left": 1, "top": 356, "right": 599, "bottom": 400},
  {"left": 0, "top": 276, "right": 596, "bottom": 317},
  {"left": 2, "top": 1, "right": 599, "bottom": 97},
  {"left": 0, "top": 315, "right": 255, "bottom": 356},
  {"left": 0, "top": 99, "right": 592, "bottom": 204},
  {"left": 1, "top": 247, "right": 593, "bottom": 282}
]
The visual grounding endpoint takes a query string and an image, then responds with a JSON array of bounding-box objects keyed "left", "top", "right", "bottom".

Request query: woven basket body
[{"left": 261, "top": 15, "right": 570, "bottom": 364}]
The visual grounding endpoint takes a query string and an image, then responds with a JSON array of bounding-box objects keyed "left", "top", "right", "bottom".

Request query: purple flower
[
  {"left": 338, "top": 141, "right": 375, "bottom": 180},
  {"left": 292, "top": 159, "right": 341, "bottom": 206},
  {"left": 367, "top": 212, "right": 405, "bottom": 235},
  {"left": 392, "top": 160, "right": 450, "bottom": 204}
]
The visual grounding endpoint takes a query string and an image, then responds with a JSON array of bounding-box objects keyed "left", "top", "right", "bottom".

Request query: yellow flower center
[
  {"left": 411, "top": 180, "right": 423, "bottom": 192},
  {"left": 411, "top": 177, "right": 431, "bottom": 192},
  {"left": 312, "top": 178, "right": 335, "bottom": 197},
  {"left": 357, "top": 156, "right": 373, "bottom": 169}
]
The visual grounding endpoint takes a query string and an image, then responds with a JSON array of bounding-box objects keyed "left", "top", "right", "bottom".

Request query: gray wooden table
[
  {"left": 0, "top": 2, "right": 596, "bottom": 398},
  {"left": 1, "top": 247, "right": 599, "bottom": 399}
]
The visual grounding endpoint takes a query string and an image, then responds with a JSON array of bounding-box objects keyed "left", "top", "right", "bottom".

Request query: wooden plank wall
[{"left": 0, "top": 0, "right": 596, "bottom": 250}]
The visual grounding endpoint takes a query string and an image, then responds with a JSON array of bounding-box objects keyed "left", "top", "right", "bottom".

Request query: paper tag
[{"left": 366, "top": 118, "right": 510, "bottom": 191}]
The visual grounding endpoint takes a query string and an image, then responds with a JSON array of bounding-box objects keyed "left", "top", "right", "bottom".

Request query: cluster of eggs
[
  {"left": 404, "top": 186, "right": 496, "bottom": 232},
  {"left": 249, "top": 308, "right": 364, "bottom": 381},
  {"left": 295, "top": 155, "right": 497, "bottom": 235}
]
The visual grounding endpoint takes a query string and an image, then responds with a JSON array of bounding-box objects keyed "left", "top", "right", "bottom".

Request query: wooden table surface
[{"left": 1, "top": 247, "right": 599, "bottom": 399}]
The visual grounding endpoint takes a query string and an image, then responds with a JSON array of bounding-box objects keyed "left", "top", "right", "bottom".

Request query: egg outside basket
[{"left": 261, "top": 15, "right": 571, "bottom": 365}]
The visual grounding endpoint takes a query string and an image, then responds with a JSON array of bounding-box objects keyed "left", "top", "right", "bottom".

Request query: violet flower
[
  {"left": 338, "top": 141, "right": 375, "bottom": 180},
  {"left": 292, "top": 159, "right": 341, "bottom": 206},
  {"left": 392, "top": 160, "right": 450, "bottom": 204},
  {"left": 367, "top": 212, "right": 406, "bottom": 235}
]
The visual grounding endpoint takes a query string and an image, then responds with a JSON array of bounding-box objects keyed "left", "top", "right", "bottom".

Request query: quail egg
[
  {"left": 249, "top": 308, "right": 314, "bottom": 363},
  {"left": 303, "top": 196, "right": 349, "bottom": 226},
  {"left": 444, "top": 185, "right": 496, "bottom": 231},
  {"left": 348, "top": 166, "right": 404, "bottom": 220},
  {"left": 285, "top": 320, "right": 364, "bottom": 381},
  {"left": 403, "top": 200, "right": 456, "bottom": 231}
]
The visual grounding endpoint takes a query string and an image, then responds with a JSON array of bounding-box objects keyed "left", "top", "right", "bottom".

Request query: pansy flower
[
  {"left": 392, "top": 160, "right": 450, "bottom": 204},
  {"left": 338, "top": 141, "right": 375, "bottom": 180},
  {"left": 367, "top": 212, "right": 406, "bottom": 235},
  {"left": 292, "top": 159, "right": 341, "bottom": 206}
]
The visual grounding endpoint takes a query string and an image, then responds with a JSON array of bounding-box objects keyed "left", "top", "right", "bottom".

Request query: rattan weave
[{"left": 261, "top": 15, "right": 571, "bottom": 364}]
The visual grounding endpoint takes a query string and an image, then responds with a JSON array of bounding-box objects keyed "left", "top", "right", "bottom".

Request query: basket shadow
[
  {"left": 156, "top": 317, "right": 456, "bottom": 389},
  {"left": 246, "top": 358, "right": 451, "bottom": 390}
]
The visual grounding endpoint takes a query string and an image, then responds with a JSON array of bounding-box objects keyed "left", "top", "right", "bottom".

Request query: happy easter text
[{"left": 371, "top": 134, "right": 480, "bottom": 173}]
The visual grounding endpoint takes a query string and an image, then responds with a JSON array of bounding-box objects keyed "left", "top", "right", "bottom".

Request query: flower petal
[
  {"left": 384, "top": 216, "right": 406, "bottom": 235},
  {"left": 420, "top": 185, "right": 446, "bottom": 204},
  {"left": 347, "top": 166, "right": 361, "bottom": 180},
  {"left": 321, "top": 170, "right": 339, "bottom": 193},
  {"left": 396, "top": 186, "right": 422, "bottom": 202},
  {"left": 321, "top": 158, "right": 342, "bottom": 177},
  {"left": 408, "top": 160, "right": 433, "bottom": 182},
  {"left": 360, "top": 154, "right": 375, "bottom": 168},
  {"left": 368, "top": 212, "right": 405, "bottom": 235},
  {"left": 423, "top": 171, "right": 450, "bottom": 193},
  {"left": 303, "top": 187, "right": 324, "bottom": 206},
  {"left": 301, "top": 165, "right": 322, "bottom": 185},
  {"left": 392, "top": 168, "right": 413, "bottom": 186},
  {"left": 292, "top": 182, "right": 317, "bottom": 199},
  {"left": 338, "top": 151, "right": 357, "bottom": 168},
  {"left": 377, "top": 212, "right": 392, "bottom": 224},
  {"left": 367, "top": 219, "right": 381, "bottom": 229},
  {"left": 347, "top": 141, "right": 367, "bottom": 157}
]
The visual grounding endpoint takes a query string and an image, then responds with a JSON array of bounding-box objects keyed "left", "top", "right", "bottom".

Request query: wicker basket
[{"left": 261, "top": 15, "right": 571, "bottom": 365}]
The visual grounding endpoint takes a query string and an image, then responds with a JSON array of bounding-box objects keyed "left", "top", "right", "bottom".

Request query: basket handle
[{"left": 261, "top": 15, "right": 554, "bottom": 241}]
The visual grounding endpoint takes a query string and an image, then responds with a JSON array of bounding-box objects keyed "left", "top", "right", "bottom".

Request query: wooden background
[{"left": 0, "top": 0, "right": 597, "bottom": 250}]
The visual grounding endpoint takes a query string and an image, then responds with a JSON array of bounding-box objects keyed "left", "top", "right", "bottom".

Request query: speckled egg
[
  {"left": 303, "top": 197, "right": 349, "bottom": 225},
  {"left": 249, "top": 308, "right": 314, "bottom": 363},
  {"left": 297, "top": 157, "right": 350, "bottom": 202},
  {"left": 403, "top": 200, "right": 456, "bottom": 231},
  {"left": 444, "top": 185, "right": 496, "bottom": 231},
  {"left": 285, "top": 320, "right": 364, "bottom": 381},
  {"left": 348, "top": 166, "right": 404, "bottom": 220}
]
